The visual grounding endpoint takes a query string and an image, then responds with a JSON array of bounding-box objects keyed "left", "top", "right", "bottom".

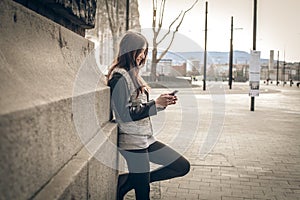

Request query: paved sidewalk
[{"left": 125, "top": 83, "right": 300, "bottom": 200}]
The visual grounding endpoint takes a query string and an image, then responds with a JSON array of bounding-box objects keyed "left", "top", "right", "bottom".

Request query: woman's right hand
[{"left": 155, "top": 94, "right": 177, "bottom": 108}]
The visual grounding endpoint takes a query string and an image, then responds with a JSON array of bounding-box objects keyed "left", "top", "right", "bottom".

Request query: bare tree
[
  {"left": 105, "top": 0, "right": 125, "bottom": 56},
  {"left": 151, "top": 0, "right": 198, "bottom": 80}
]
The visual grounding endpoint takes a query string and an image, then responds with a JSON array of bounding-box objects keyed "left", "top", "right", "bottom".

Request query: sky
[{"left": 137, "top": 0, "right": 300, "bottom": 62}]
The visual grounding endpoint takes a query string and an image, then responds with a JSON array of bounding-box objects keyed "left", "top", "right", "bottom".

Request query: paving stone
[{"left": 125, "top": 85, "right": 300, "bottom": 199}]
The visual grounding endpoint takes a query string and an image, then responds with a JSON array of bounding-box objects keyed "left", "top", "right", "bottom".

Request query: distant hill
[{"left": 150, "top": 50, "right": 269, "bottom": 65}]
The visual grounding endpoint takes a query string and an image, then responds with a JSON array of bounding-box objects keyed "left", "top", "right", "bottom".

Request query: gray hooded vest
[{"left": 111, "top": 68, "right": 153, "bottom": 136}]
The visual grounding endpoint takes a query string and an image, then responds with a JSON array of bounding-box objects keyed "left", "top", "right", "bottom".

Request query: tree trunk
[
  {"left": 112, "top": 31, "right": 118, "bottom": 57},
  {"left": 150, "top": 0, "right": 198, "bottom": 82},
  {"left": 151, "top": 47, "right": 158, "bottom": 81}
]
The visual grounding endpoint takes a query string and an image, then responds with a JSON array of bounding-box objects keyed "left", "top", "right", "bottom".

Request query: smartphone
[{"left": 169, "top": 90, "right": 178, "bottom": 96}]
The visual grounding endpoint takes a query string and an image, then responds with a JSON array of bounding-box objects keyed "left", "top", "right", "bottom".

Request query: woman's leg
[
  {"left": 117, "top": 141, "right": 190, "bottom": 199},
  {"left": 119, "top": 148, "right": 151, "bottom": 200},
  {"left": 117, "top": 173, "right": 131, "bottom": 200},
  {"left": 148, "top": 141, "right": 190, "bottom": 182}
]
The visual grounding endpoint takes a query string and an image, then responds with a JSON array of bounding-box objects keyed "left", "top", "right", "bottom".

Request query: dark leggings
[{"left": 119, "top": 141, "right": 190, "bottom": 200}]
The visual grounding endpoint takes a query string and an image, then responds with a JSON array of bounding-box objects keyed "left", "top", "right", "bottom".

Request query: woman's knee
[
  {"left": 180, "top": 157, "right": 191, "bottom": 176},
  {"left": 172, "top": 156, "right": 190, "bottom": 177}
]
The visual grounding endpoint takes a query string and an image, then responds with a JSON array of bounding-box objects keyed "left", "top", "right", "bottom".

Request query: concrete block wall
[
  {"left": 0, "top": 0, "right": 118, "bottom": 199},
  {"left": 13, "top": 0, "right": 97, "bottom": 36}
]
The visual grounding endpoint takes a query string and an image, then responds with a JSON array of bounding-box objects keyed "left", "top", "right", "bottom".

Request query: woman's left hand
[
  {"left": 168, "top": 95, "right": 177, "bottom": 105},
  {"left": 155, "top": 94, "right": 177, "bottom": 108}
]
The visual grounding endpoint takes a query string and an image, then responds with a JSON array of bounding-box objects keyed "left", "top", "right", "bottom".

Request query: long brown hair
[{"left": 107, "top": 31, "right": 149, "bottom": 96}]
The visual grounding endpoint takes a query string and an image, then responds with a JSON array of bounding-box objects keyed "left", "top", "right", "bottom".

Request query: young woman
[{"left": 107, "top": 31, "right": 190, "bottom": 200}]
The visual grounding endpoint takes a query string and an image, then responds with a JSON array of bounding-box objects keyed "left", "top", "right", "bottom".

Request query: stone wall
[
  {"left": 0, "top": 0, "right": 118, "bottom": 199},
  {"left": 13, "top": 0, "right": 97, "bottom": 36}
]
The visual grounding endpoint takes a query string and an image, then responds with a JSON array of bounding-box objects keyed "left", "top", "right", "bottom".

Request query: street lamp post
[
  {"left": 298, "top": 62, "right": 300, "bottom": 81},
  {"left": 203, "top": 1, "right": 208, "bottom": 91},
  {"left": 229, "top": 17, "right": 243, "bottom": 89},
  {"left": 229, "top": 16, "right": 233, "bottom": 90},
  {"left": 283, "top": 51, "right": 286, "bottom": 86},
  {"left": 126, "top": 0, "right": 130, "bottom": 31},
  {"left": 276, "top": 51, "right": 279, "bottom": 86},
  {"left": 250, "top": 0, "right": 257, "bottom": 111}
]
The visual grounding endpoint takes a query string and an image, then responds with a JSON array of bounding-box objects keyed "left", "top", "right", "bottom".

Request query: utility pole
[
  {"left": 250, "top": 0, "right": 257, "bottom": 111},
  {"left": 126, "top": 0, "right": 130, "bottom": 31},
  {"left": 283, "top": 50, "right": 286, "bottom": 86},
  {"left": 276, "top": 51, "right": 279, "bottom": 86},
  {"left": 229, "top": 16, "right": 233, "bottom": 89},
  {"left": 298, "top": 62, "right": 300, "bottom": 81},
  {"left": 203, "top": 1, "right": 208, "bottom": 91}
]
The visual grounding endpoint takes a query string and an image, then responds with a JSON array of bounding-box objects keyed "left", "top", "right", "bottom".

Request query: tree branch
[
  {"left": 115, "top": 0, "right": 122, "bottom": 33},
  {"left": 110, "top": 0, "right": 116, "bottom": 27},
  {"left": 157, "top": 11, "right": 182, "bottom": 45},
  {"left": 157, "top": 0, "right": 199, "bottom": 61},
  {"left": 157, "top": 30, "right": 176, "bottom": 62},
  {"left": 158, "top": 0, "right": 166, "bottom": 28},
  {"left": 175, "top": 0, "right": 198, "bottom": 31},
  {"left": 105, "top": 0, "right": 115, "bottom": 33},
  {"left": 157, "top": 0, "right": 167, "bottom": 35},
  {"left": 116, "top": 0, "right": 119, "bottom": 26},
  {"left": 152, "top": 0, "right": 157, "bottom": 33}
]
